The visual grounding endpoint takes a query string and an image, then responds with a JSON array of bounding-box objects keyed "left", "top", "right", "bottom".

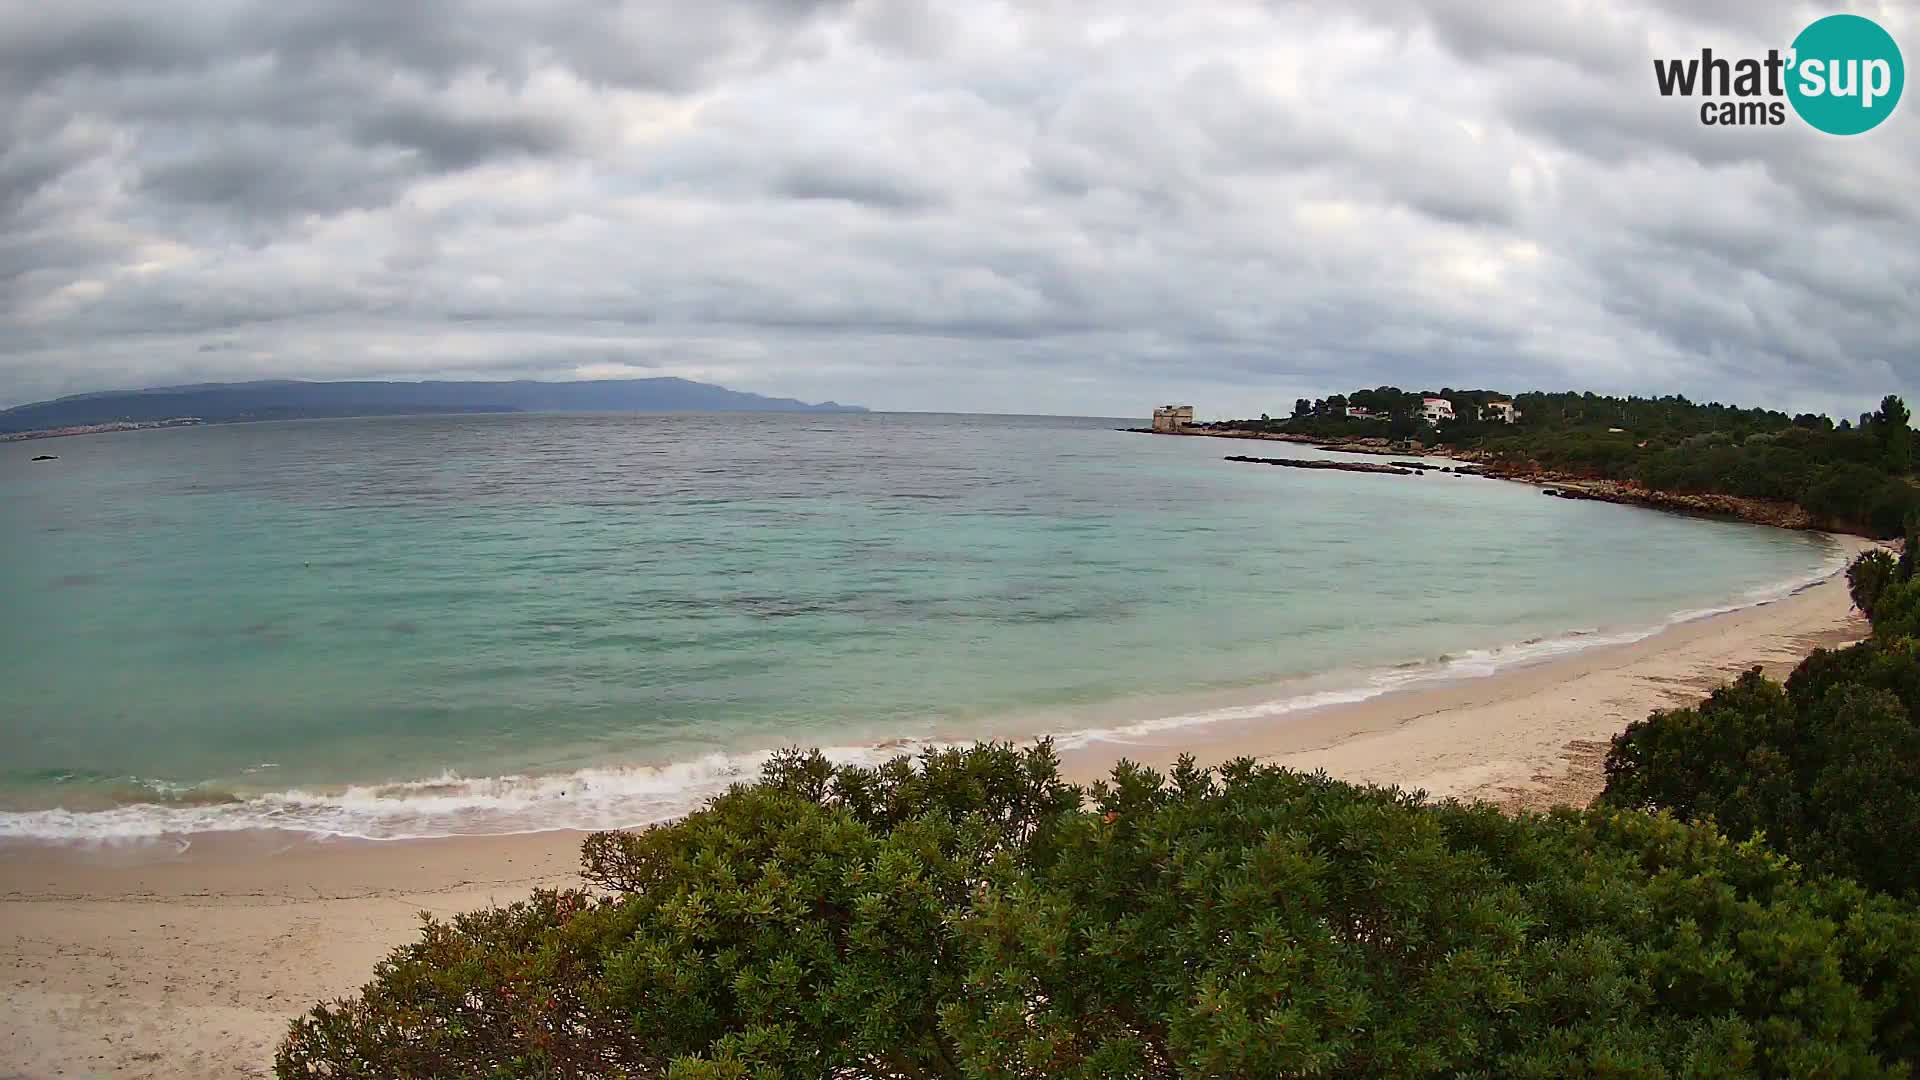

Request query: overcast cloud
[{"left": 1, "top": 0, "right": 1914, "bottom": 418}]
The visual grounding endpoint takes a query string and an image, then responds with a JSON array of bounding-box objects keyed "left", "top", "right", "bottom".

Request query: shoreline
[
  {"left": 1059, "top": 548, "right": 1867, "bottom": 803},
  {"left": 0, "top": 541, "right": 1875, "bottom": 1078},
  {"left": 0, "top": 535, "right": 1855, "bottom": 843},
  {"left": 1132, "top": 426, "right": 1863, "bottom": 537}
]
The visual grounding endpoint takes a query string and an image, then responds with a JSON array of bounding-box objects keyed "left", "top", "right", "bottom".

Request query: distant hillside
[{"left": 0, "top": 378, "right": 866, "bottom": 433}]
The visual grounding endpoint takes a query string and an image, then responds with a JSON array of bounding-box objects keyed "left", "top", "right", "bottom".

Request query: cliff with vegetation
[{"left": 1201, "top": 389, "right": 1920, "bottom": 538}]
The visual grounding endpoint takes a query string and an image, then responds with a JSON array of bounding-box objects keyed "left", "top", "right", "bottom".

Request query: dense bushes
[
  {"left": 1601, "top": 547, "right": 1920, "bottom": 899},
  {"left": 1800, "top": 465, "right": 1920, "bottom": 538},
  {"left": 1849, "top": 549, "right": 1898, "bottom": 617},
  {"left": 279, "top": 744, "right": 1077, "bottom": 1080},
  {"left": 1865, "top": 551, "right": 1920, "bottom": 641},
  {"left": 1493, "top": 413, "right": 1920, "bottom": 537},
  {"left": 281, "top": 744, "right": 1920, "bottom": 1079},
  {"left": 1599, "top": 658, "right": 1920, "bottom": 898}
]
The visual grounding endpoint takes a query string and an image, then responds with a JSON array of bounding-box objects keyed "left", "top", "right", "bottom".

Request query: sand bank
[{"left": 0, "top": 541, "right": 1872, "bottom": 1079}]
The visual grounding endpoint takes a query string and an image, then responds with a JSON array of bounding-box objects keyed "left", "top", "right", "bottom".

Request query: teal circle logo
[{"left": 1787, "top": 14, "right": 1903, "bottom": 135}]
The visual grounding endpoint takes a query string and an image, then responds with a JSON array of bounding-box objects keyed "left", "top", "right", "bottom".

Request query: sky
[{"left": 1, "top": 0, "right": 1915, "bottom": 419}]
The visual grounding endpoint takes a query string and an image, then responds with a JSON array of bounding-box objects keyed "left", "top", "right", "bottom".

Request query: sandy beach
[{"left": 0, "top": 538, "right": 1873, "bottom": 1080}]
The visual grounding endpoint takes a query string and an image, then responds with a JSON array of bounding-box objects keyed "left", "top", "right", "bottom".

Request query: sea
[{"left": 0, "top": 412, "right": 1843, "bottom": 841}]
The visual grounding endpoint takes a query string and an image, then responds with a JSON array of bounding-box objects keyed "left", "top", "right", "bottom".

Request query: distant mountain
[{"left": 0, "top": 378, "right": 866, "bottom": 433}]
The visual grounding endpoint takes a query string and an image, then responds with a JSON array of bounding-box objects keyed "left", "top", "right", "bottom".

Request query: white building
[
  {"left": 1419, "top": 397, "right": 1454, "bottom": 425},
  {"left": 1345, "top": 405, "right": 1375, "bottom": 419},
  {"left": 1481, "top": 400, "right": 1520, "bottom": 424}
]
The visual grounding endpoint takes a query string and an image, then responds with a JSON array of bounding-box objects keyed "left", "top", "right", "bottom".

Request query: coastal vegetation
[
  {"left": 1227, "top": 389, "right": 1920, "bottom": 537},
  {"left": 280, "top": 741, "right": 1920, "bottom": 1078},
  {"left": 273, "top": 486, "right": 1920, "bottom": 1079},
  {"left": 1600, "top": 541, "right": 1920, "bottom": 900}
]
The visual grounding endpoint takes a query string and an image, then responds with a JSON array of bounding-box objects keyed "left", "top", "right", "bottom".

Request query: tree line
[{"left": 1227, "top": 388, "right": 1919, "bottom": 538}]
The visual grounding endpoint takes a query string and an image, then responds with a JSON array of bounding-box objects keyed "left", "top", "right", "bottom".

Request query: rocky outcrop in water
[{"left": 1224, "top": 455, "right": 1415, "bottom": 475}]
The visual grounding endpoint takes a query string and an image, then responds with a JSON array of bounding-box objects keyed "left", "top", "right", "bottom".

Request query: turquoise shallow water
[{"left": 0, "top": 412, "right": 1840, "bottom": 838}]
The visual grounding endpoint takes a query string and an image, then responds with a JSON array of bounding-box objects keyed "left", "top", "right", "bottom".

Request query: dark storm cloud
[
  {"left": 0, "top": 118, "right": 100, "bottom": 224},
  {"left": 0, "top": 0, "right": 1915, "bottom": 418},
  {"left": 138, "top": 133, "right": 416, "bottom": 219},
  {"left": 772, "top": 159, "right": 943, "bottom": 210},
  {"left": 350, "top": 99, "right": 576, "bottom": 171},
  {"left": 0, "top": 0, "right": 852, "bottom": 93}
]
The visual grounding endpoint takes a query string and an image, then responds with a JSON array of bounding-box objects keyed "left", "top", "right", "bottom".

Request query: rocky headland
[{"left": 1131, "top": 425, "right": 1836, "bottom": 535}]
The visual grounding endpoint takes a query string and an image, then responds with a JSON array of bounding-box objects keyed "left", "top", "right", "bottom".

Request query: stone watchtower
[{"left": 1152, "top": 404, "right": 1195, "bottom": 432}]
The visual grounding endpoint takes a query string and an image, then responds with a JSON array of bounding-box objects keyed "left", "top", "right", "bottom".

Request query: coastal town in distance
[{"left": 0, "top": 416, "right": 204, "bottom": 442}]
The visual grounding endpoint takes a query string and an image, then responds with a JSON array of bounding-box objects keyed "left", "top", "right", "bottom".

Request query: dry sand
[
  {"left": 1, "top": 831, "right": 588, "bottom": 1079},
  {"left": 0, "top": 540, "right": 1873, "bottom": 1079}
]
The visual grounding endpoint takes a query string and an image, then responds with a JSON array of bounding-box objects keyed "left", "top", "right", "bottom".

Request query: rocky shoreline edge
[{"left": 1125, "top": 426, "right": 1824, "bottom": 534}]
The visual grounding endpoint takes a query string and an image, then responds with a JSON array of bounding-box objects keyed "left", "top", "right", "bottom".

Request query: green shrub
[
  {"left": 281, "top": 746, "right": 1920, "bottom": 1079},
  {"left": 1602, "top": 641, "right": 1920, "bottom": 900},
  {"left": 1600, "top": 667, "right": 1803, "bottom": 845},
  {"left": 1849, "top": 549, "right": 1898, "bottom": 617},
  {"left": 1868, "top": 577, "right": 1920, "bottom": 641}
]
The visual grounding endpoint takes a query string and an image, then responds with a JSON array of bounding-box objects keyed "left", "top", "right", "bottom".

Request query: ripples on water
[{"left": 0, "top": 412, "right": 1840, "bottom": 838}]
